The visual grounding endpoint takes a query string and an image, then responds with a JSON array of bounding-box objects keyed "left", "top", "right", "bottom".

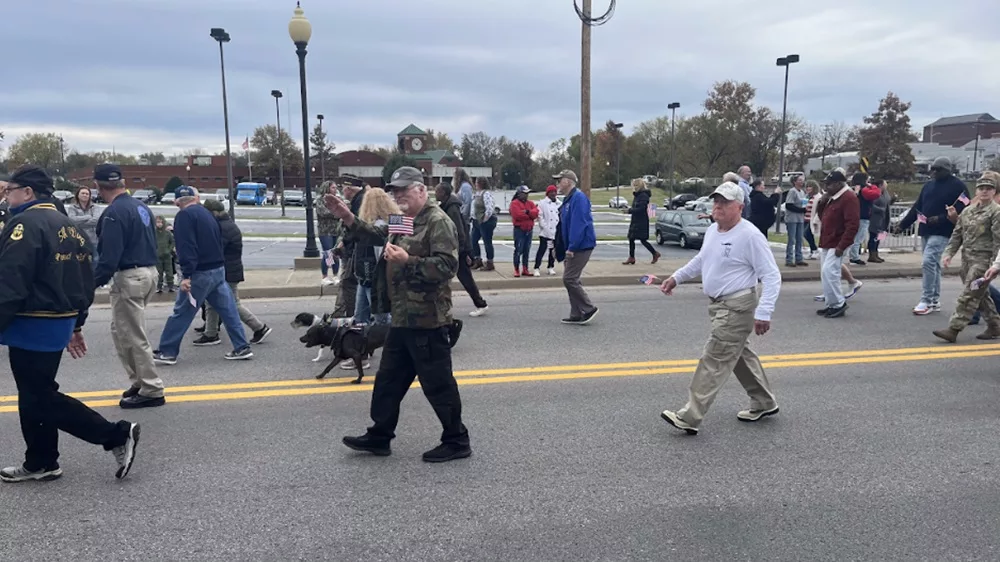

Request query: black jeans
[
  {"left": 457, "top": 252, "right": 488, "bottom": 308},
  {"left": 868, "top": 232, "right": 880, "bottom": 254},
  {"left": 535, "top": 236, "right": 555, "bottom": 269},
  {"left": 628, "top": 238, "right": 657, "bottom": 258},
  {"left": 9, "top": 347, "right": 127, "bottom": 472},
  {"left": 366, "top": 327, "right": 469, "bottom": 446},
  {"left": 804, "top": 228, "right": 818, "bottom": 252}
]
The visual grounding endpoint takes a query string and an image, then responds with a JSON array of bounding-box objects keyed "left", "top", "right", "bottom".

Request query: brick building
[{"left": 923, "top": 113, "right": 1000, "bottom": 148}]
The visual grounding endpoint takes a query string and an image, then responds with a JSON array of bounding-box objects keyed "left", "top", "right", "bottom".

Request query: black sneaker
[
  {"left": 561, "top": 317, "right": 583, "bottom": 324},
  {"left": 342, "top": 435, "right": 391, "bottom": 456},
  {"left": 194, "top": 325, "right": 206, "bottom": 334},
  {"left": 111, "top": 422, "right": 140, "bottom": 479},
  {"left": 825, "top": 303, "right": 848, "bottom": 318},
  {"left": 168, "top": 287, "right": 176, "bottom": 293},
  {"left": 152, "top": 351, "right": 177, "bottom": 366},
  {"left": 0, "top": 464, "right": 63, "bottom": 483},
  {"left": 816, "top": 307, "right": 832, "bottom": 316},
  {"left": 122, "top": 386, "right": 140, "bottom": 399},
  {"left": 156, "top": 288, "right": 163, "bottom": 294},
  {"left": 250, "top": 325, "right": 273, "bottom": 345},
  {"left": 119, "top": 395, "right": 165, "bottom": 409},
  {"left": 422, "top": 443, "right": 472, "bottom": 463},
  {"left": 850, "top": 259, "right": 866, "bottom": 266},
  {"left": 192, "top": 335, "right": 221, "bottom": 346},
  {"left": 225, "top": 347, "right": 254, "bottom": 360},
  {"left": 578, "top": 307, "right": 599, "bottom": 325}
]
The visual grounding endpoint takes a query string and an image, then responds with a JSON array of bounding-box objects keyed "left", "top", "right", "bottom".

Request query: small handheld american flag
[
  {"left": 917, "top": 212, "right": 927, "bottom": 224},
  {"left": 956, "top": 193, "right": 971, "bottom": 205},
  {"left": 639, "top": 274, "right": 660, "bottom": 285},
  {"left": 388, "top": 214, "right": 414, "bottom": 236}
]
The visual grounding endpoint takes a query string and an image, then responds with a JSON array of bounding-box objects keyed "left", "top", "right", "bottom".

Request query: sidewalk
[{"left": 93, "top": 252, "right": 956, "bottom": 304}]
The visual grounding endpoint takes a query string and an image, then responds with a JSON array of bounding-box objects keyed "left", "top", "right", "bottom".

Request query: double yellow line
[{"left": 1, "top": 343, "right": 998, "bottom": 414}]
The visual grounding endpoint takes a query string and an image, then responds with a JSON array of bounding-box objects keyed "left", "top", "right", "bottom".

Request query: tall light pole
[
  {"left": 973, "top": 119, "right": 983, "bottom": 172},
  {"left": 210, "top": 27, "right": 236, "bottom": 219},
  {"left": 317, "top": 113, "right": 326, "bottom": 182},
  {"left": 574, "top": 0, "right": 615, "bottom": 198},
  {"left": 612, "top": 122, "right": 623, "bottom": 204},
  {"left": 289, "top": 2, "right": 319, "bottom": 258},
  {"left": 271, "top": 89, "right": 287, "bottom": 218},
  {"left": 667, "top": 102, "right": 680, "bottom": 193},
  {"left": 775, "top": 54, "right": 799, "bottom": 192}
]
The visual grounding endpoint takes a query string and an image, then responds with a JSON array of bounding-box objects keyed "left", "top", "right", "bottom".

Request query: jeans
[
  {"left": 157, "top": 267, "right": 249, "bottom": 357},
  {"left": 319, "top": 235, "right": 339, "bottom": 277},
  {"left": 850, "top": 219, "right": 870, "bottom": 261},
  {"left": 354, "top": 284, "right": 390, "bottom": 325},
  {"left": 785, "top": 222, "right": 804, "bottom": 264},
  {"left": 470, "top": 216, "right": 497, "bottom": 261},
  {"left": 513, "top": 228, "right": 532, "bottom": 269},
  {"left": 804, "top": 228, "right": 817, "bottom": 252},
  {"left": 971, "top": 285, "right": 1000, "bottom": 324},
  {"left": 868, "top": 231, "right": 880, "bottom": 255},
  {"left": 921, "top": 235, "right": 949, "bottom": 304},
  {"left": 820, "top": 249, "right": 846, "bottom": 308},
  {"left": 534, "top": 236, "right": 555, "bottom": 270}
]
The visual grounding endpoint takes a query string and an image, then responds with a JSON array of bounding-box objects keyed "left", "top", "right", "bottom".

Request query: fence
[{"left": 881, "top": 202, "right": 920, "bottom": 253}]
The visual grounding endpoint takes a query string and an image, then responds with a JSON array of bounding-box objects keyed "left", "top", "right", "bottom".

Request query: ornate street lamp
[{"left": 289, "top": 2, "right": 319, "bottom": 258}]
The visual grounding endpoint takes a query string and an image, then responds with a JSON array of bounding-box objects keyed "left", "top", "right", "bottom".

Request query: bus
[{"left": 236, "top": 182, "right": 267, "bottom": 205}]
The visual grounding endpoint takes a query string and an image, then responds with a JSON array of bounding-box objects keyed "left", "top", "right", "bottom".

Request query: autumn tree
[
  {"left": 530, "top": 138, "right": 577, "bottom": 188},
  {"left": 250, "top": 125, "right": 302, "bottom": 178},
  {"left": 629, "top": 116, "right": 674, "bottom": 179},
  {"left": 6, "top": 133, "right": 63, "bottom": 171},
  {"left": 309, "top": 123, "right": 336, "bottom": 179},
  {"left": 859, "top": 92, "right": 916, "bottom": 180},
  {"left": 423, "top": 129, "right": 457, "bottom": 153}
]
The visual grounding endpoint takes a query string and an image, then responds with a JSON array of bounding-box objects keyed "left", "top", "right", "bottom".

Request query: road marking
[{"left": 0, "top": 343, "right": 998, "bottom": 413}]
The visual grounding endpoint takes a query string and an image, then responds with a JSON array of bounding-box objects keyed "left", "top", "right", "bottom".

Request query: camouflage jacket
[
  {"left": 314, "top": 183, "right": 343, "bottom": 237},
  {"left": 346, "top": 201, "right": 458, "bottom": 329},
  {"left": 945, "top": 200, "right": 1000, "bottom": 261}
]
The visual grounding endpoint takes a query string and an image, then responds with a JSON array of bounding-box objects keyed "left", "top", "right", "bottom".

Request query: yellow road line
[{"left": 0, "top": 345, "right": 997, "bottom": 414}]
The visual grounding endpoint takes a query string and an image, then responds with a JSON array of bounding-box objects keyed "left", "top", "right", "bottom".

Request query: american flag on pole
[
  {"left": 388, "top": 214, "right": 414, "bottom": 236},
  {"left": 241, "top": 137, "right": 249, "bottom": 151},
  {"left": 647, "top": 203, "right": 657, "bottom": 219},
  {"left": 917, "top": 212, "right": 927, "bottom": 224},
  {"left": 957, "top": 193, "right": 971, "bottom": 205},
  {"left": 639, "top": 274, "right": 660, "bottom": 285}
]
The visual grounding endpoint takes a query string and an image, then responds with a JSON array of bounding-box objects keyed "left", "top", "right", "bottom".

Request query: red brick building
[{"left": 923, "top": 113, "right": 1000, "bottom": 148}]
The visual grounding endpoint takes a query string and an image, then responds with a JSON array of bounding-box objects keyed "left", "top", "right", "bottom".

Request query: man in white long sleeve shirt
[{"left": 658, "top": 182, "right": 782, "bottom": 435}]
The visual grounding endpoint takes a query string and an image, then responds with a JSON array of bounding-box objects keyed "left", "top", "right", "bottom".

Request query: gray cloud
[{"left": 2, "top": 0, "right": 996, "bottom": 156}]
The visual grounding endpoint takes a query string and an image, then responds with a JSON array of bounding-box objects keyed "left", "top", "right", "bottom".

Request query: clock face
[{"left": 411, "top": 138, "right": 423, "bottom": 151}]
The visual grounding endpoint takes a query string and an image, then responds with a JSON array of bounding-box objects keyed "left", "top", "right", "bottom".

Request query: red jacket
[
  {"left": 510, "top": 198, "right": 539, "bottom": 231},
  {"left": 818, "top": 188, "right": 860, "bottom": 252}
]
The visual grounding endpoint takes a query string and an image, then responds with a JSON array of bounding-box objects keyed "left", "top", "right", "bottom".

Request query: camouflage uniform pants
[
  {"left": 949, "top": 258, "right": 1000, "bottom": 331},
  {"left": 332, "top": 251, "right": 357, "bottom": 318}
]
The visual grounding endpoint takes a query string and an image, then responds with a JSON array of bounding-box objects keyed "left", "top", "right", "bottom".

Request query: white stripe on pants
[{"left": 820, "top": 249, "right": 846, "bottom": 308}]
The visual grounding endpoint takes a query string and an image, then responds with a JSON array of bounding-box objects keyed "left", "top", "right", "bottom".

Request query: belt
[
  {"left": 709, "top": 287, "right": 755, "bottom": 303},
  {"left": 117, "top": 265, "right": 155, "bottom": 272}
]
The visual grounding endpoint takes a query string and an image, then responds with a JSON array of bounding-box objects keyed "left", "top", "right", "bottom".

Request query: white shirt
[
  {"left": 537, "top": 198, "right": 560, "bottom": 239},
  {"left": 671, "top": 219, "right": 782, "bottom": 321}
]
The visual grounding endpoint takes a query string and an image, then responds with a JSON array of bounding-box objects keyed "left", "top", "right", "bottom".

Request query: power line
[{"left": 574, "top": 0, "right": 616, "bottom": 26}]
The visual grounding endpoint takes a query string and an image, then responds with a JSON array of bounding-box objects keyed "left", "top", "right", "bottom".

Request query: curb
[{"left": 90, "top": 266, "right": 954, "bottom": 305}]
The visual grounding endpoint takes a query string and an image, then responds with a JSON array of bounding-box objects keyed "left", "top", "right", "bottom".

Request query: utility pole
[
  {"left": 580, "top": 0, "right": 592, "bottom": 198},
  {"left": 667, "top": 102, "right": 680, "bottom": 194},
  {"left": 973, "top": 119, "right": 982, "bottom": 172}
]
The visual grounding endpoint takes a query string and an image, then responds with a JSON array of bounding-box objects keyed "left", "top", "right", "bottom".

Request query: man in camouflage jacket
[
  {"left": 933, "top": 172, "right": 1000, "bottom": 342},
  {"left": 322, "top": 166, "right": 471, "bottom": 463}
]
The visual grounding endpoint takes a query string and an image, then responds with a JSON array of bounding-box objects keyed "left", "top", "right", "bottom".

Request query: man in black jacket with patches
[
  {"left": 0, "top": 165, "right": 140, "bottom": 483},
  {"left": 195, "top": 199, "right": 271, "bottom": 346},
  {"left": 435, "top": 182, "right": 488, "bottom": 316}
]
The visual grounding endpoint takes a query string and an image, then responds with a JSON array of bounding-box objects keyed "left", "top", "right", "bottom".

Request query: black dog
[{"left": 300, "top": 323, "right": 390, "bottom": 383}]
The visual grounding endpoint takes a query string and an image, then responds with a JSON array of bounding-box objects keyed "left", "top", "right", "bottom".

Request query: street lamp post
[
  {"left": 289, "top": 2, "right": 319, "bottom": 258},
  {"left": 271, "top": 89, "right": 287, "bottom": 217},
  {"left": 775, "top": 54, "right": 800, "bottom": 192},
  {"left": 612, "top": 122, "right": 624, "bottom": 205},
  {"left": 973, "top": 119, "right": 983, "bottom": 172},
  {"left": 317, "top": 113, "right": 326, "bottom": 182},
  {"left": 185, "top": 165, "right": 191, "bottom": 183},
  {"left": 210, "top": 27, "right": 236, "bottom": 219},
  {"left": 667, "top": 102, "right": 680, "bottom": 193}
]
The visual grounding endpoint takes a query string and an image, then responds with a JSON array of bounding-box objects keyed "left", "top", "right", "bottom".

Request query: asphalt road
[{"left": 1, "top": 278, "right": 999, "bottom": 559}]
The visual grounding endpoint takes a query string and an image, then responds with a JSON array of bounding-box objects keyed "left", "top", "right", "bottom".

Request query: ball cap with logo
[
  {"left": 709, "top": 182, "right": 744, "bottom": 202},
  {"left": 516, "top": 185, "right": 531, "bottom": 194},
  {"left": 174, "top": 185, "right": 198, "bottom": 198},
  {"left": 387, "top": 166, "right": 425, "bottom": 189},
  {"left": 337, "top": 174, "right": 364, "bottom": 188},
  {"left": 552, "top": 169, "right": 579, "bottom": 182},
  {"left": 6, "top": 164, "right": 54, "bottom": 195},
  {"left": 93, "top": 163, "right": 123, "bottom": 182}
]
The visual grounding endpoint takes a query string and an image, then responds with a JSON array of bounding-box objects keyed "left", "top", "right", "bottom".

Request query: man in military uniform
[
  {"left": 323, "top": 166, "right": 471, "bottom": 463},
  {"left": 331, "top": 174, "right": 365, "bottom": 318},
  {"left": 933, "top": 172, "right": 1000, "bottom": 343},
  {"left": 0, "top": 165, "right": 140, "bottom": 483}
]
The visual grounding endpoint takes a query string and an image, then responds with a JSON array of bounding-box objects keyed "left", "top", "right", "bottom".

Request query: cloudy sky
[{"left": 2, "top": 0, "right": 997, "bottom": 157}]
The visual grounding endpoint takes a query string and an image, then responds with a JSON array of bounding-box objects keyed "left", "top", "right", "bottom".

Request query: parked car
[
  {"left": 691, "top": 201, "right": 714, "bottom": 215},
  {"left": 131, "top": 189, "right": 156, "bottom": 204},
  {"left": 681, "top": 177, "right": 705, "bottom": 186},
  {"left": 769, "top": 171, "right": 804, "bottom": 185},
  {"left": 160, "top": 193, "right": 176, "bottom": 205},
  {"left": 667, "top": 193, "right": 698, "bottom": 209},
  {"left": 655, "top": 210, "right": 711, "bottom": 249},
  {"left": 283, "top": 189, "right": 305, "bottom": 206},
  {"left": 609, "top": 196, "right": 629, "bottom": 209},
  {"left": 684, "top": 196, "right": 710, "bottom": 210},
  {"left": 52, "top": 190, "right": 74, "bottom": 203}
]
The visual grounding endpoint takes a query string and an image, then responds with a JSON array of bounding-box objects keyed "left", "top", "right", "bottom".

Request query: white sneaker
[
  {"left": 930, "top": 302, "right": 942, "bottom": 312},
  {"left": 813, "top": 294, "right": 826, "bottom": 302},
  {"left": 340, "top": 359, "right": 371, "bottom": 370},
  {"left": 333, "top": 276, "right": 341, "bottom": 286},
  {"left": 548, "top": 268, "right": 557, "bottom": 276},
  {"left": 846, "top": 280, "right": 863, "bottom": 299},
  {"left": 913, "top": 302, "right": 932, "bottom": 315},
  {"left": 470, "top": 306, "right": 489, "bottom": 317},
  {"left": 533, "top": 269, "right": 541, "bottom": 277},
  {"left": 321, "top": 277, "right": 335, "bottom": 287},
  {"left": 807, "top": 251, "right": 818, "bottom": 260}
]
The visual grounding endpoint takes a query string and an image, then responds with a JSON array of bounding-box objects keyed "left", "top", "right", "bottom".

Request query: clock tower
[{"left": 397, "top": 124, "right": 428, "bottom": 155}]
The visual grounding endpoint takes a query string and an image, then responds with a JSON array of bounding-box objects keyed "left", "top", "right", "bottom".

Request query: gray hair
[
  {"left": 723, "top": 172, "right": 740, "bottom": 183},
  {"left": 95, "top": 179, "right": 125, "bottom": 191},
  {"left": 176, "top": 187, "right": 200, "bottom": 207}
]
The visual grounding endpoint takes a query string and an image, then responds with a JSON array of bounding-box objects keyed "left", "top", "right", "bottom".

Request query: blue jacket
[
  {"left": 174, "top": 203, "right": 225, "bottom": 278},
  {"left": 559, "top": 188, "right": 596, "bottom": 252},
  {"left": 94, "top": 193, "right": 158, "bottom": 287},
  {"left": 898, "top": 175, "right": 969, "bottom": 238}
]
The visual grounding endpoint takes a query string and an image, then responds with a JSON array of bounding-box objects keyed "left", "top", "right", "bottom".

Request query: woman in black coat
[
  {"left": 623, "top": 179, "right": 661, "bottom": 264},
  {"left": 748, "top": 179, "right": 780, "bottom": 236}
]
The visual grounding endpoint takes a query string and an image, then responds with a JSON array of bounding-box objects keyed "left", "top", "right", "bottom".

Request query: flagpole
[{"left": 245, "top": 136, "right": 253, "bottom": 182}]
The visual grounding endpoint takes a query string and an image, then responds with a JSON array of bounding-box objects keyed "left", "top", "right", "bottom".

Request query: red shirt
[
  {"left": 510, "top": 198, "right": 539, "bottom": 231},
  {"left": 819, "top": 188, "right": 860, "bottom": 251}
]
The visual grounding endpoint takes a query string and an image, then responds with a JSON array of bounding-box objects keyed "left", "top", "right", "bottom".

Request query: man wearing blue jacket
[
  {"left": 153, "top": 186, "right": 252, "bottom": 364},
  {"left": 894, "top": 157, "right": 970, "bottom": 315},
  {"left": 554, "top": 170, "right": 598, "bottom": 324}
]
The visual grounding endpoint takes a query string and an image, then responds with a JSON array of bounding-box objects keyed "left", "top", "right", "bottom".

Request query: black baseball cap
[
  {"left": 7, "top": 164, "right": 54, "bottom": 195},
  {"left": 94, "top": 163, "right": 123, "bottom": 182}
]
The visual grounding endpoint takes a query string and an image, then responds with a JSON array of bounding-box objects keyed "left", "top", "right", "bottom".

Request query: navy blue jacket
[
  {"left": 94, "top": 193, "right": 158, "bottom": 287},
  {"left": 174, "top": 203, "right": 225, "bottom": 278},
  {"left": 898, "top": 175, "right": 970, "bottom": 238}
]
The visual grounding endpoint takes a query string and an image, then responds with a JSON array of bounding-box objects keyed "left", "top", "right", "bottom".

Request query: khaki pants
[
  {"left": 109, "top": 266, "right": 164, "bottom": 398},
  {"left": 677, "top": 290, "right": 776, "bottom": 427},
  {"left": 205, "top": 282, "right": 265, "bottom": 338},
  {"left": 562, "top": 248, "right": 596, "bottom": 319}
]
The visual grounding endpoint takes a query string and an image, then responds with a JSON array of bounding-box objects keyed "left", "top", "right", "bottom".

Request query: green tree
[
  {"left": 164, "top": 176, "right": 184, "bottom": 192},
  {"left": 309, "top": 123, "right": 336, "bottom": 178},
  {"left": 6, "top": 133, "right": 63, "bottom": 171},
  {"left": 629, "top": 116, "right": 674, "bottom": 178},
  {"left": 250, "top": 125, "right": 301, "bottom": 178},
  {"left": 139, "top": 152, "right": 166, "bottom": 165},
  {"left": 859, "top": 92, "right": 917, "bottom": 180},
  {"left": 381, "top": 153, "right": 420, "bottom": 186},
  {"left": 499, "top": 159, "right": 524, "bottom": 188},
  {"left": 423, "top": 129, "right": 457, "bottom": 153},
  {"left": 459, "top": 132, "right": 502, "bottom": 168}
]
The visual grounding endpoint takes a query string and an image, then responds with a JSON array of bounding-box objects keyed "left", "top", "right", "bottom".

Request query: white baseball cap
[{"left": 709, "top": 182, "right": 743, "bottom": 202}]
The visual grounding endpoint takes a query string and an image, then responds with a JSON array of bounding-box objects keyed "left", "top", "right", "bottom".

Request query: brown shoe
[
  {"left": 933, "top": 328, "right": 959, "bottom": 343},
  {"left": 622, "top": 257, "right": 636, "bottom": 265},
  {"left": 472, "top": 258, "right": 484, "bottom": 270},
  {"left": 483, "top": 260, "right": 495, "bottom": 272},
  {"left": 976, "top": 325, "right": 1000, "bottom": 340},
  {"left": 651, "top": 252, "right": 661, "bottom": 264}
]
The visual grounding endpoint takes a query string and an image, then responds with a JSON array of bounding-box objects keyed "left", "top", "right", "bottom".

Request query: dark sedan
[
  {"left": 655, "top": 210, "right": 711, "bottom": 249},
  {"left": 667, "top": 193, "right": 698, "bottom": 209}
]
